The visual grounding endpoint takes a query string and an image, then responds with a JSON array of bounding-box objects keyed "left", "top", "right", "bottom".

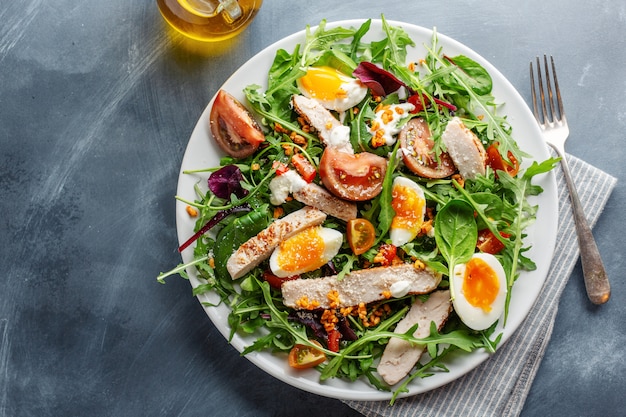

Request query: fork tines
[{"left": 529, "top": 55, "right": 566, "bottom": 125}]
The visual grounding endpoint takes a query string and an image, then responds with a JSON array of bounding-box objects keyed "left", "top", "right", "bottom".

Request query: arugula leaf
[
  {"left": 241, "top": 279, "right": 334, "bottom": 355},
  {"left": 245, "top": 84, "right": 317, "bottom": 145},
  {"left": 350, "top": 19, "right": 372, "bottom": 61},
  {"left": 156, "top": 255, "right": 208, "bottom": 284},
  {"left": 418, "top": 31, "right": 526, "bottom": 161},
  {"left": 348, "top": 97, "right": 375, "bottom": 152},
  {"left": 301, "top": 20, "right": 357, "bottom": 68},
  {"left": 266, "top": 47, "right": 304, "bottom": 99},
  {"left": 313, "top": 49, "right": 358, "bottom": 74},
  {"left": 375, "top": 140, "right": 400, "bottom": 241},
  {"left": 379, "top": 15, "right": 415, "bottom": 68},
  {"left": 444, "top": 55, "right": 493, "bottom": 95},
  {"left": 523, "top": 157, "right": 561, "bottom": 179},
  {"left": 498, "top": 157, "right": 560, "bottom": 322}
]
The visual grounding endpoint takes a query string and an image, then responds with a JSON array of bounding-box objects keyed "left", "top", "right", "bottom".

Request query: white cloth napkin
[{"left": 345, "top": 154, "right": 617, "bottom": 417}]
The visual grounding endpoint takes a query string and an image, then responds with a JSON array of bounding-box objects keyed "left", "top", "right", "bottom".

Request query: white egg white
[
  {"left": 389, "top": 176, "right": 426, "bottom": 247},
  {"left": 296, "top": 68, "right": 368, "bottom": 113},
  {"left": 451, "top": 252, "right": 508, "bottom": 331},
  {"left": 269, "top": 227, "right": 343, "bottom": 277}
]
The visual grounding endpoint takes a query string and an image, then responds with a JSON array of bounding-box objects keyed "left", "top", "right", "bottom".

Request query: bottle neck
[{"left": 177, "top": 0, "right": 242, "bottom": 20}]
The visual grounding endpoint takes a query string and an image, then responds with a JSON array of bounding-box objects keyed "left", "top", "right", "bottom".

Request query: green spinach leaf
[
  {"left": 434, "top": 199, "right": 477, "bottom": 299},
  {"left": 213, "top": 206, "right": 271, "bottom": 281}
]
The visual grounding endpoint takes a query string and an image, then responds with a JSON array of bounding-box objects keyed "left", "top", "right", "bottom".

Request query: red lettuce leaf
[
  {"left": 178, "top": 205, "right": 250, "bottom": 253},
  {"left": 352, "top": 61, "right": 406, "bottom": 97}
]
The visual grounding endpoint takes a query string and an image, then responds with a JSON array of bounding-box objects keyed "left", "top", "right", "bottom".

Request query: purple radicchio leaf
[
  {"left": 288, "top": 310, "right": 326, "bottom": 339},
  {"left": 208, "top": 165, "right": 248, "bottom": 199},
  {"left": 288, "top": 309, "right": 359, "bottom": 342},
  {"left": 337, "top": 314, "right": 358, "bottom": 341},
  {"left": 352, "top": 61, "right": 408, "bottom": 97}
]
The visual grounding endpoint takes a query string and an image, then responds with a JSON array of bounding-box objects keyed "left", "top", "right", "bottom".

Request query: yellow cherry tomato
[
  {"left": 347, "top": 218, "right": 376, "bottom": 255},
  {"left": 288, "top": 340, "right": 326, "bottom": 369}
]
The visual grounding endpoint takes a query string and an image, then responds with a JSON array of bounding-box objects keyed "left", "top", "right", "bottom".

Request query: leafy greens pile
[{"left": 158, "top": 17, "right": 558, "bottom": 402}]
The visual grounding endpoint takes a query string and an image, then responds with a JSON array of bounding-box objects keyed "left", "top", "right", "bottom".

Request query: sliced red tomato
[
  {"left": 407, "top": 93, "right": 431, "bottom": 113},
  {"left": 399, "top": 118, "right": 456, "bottom": 179},
  {"left": 262, "top": 270, "right": 299, "bottom": 290},
  {"left": 327, "top": 329, "right": 341, "bottom": 353},
  {"left": 486, "top": 143, "right": 520, "bottom": 177},
  {"left": 319, "top": 146, "right": 387, "bottom": 201},
  {"left": 476, "top": 229, "right": 511, "bottom": 255},
  {"left": 291, "top": 154, "right": 316, "bottom": 183},
  {"left": 272, "top": 160, "right": 289, "bottom": 175},
  {"left": 347, "top": 218, "right": 376, "bottom": 255},
  {"left": 407, "top": 93, "right": 457, "bottom": 113},
  {"left": 209, "top": 90, "right": 265, "bottom": 159},
  {"left": 375, "top": 243, "right": 398, "bottom": 266},
  {"left": 288, "top": 340, "right": 326, "bottom": 369}
]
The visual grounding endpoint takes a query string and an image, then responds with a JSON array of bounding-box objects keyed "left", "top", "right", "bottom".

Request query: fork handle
[{"left": 556, "top": 151, "right": 611, "bottom": 304}]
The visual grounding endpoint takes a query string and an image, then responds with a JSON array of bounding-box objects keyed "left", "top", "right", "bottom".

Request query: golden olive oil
[{"left": 157, "top": 0, "right": 262, "bottom": 42}]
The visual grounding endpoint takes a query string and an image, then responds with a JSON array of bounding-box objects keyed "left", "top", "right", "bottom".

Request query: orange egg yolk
[
  {"left": 298, "top": 66, "right": 348, "bottom": 101},
  {"left": 276, "top": 227, "right": 326, "bottom": 273},
  {"left": 462, "top": 257, "right": 500, "bottom": 312},
  {"left": 391, "top": 184, "right": 424, "bottom": 234}
]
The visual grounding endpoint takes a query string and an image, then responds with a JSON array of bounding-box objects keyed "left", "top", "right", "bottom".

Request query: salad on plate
[{"left": 158, "top": 17, "right": 558, "bottom": 402}]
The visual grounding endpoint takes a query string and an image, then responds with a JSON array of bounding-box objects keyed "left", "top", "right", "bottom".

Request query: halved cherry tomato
[
  {"left": 209, "top": 90, "right": 265, "bottom": 159},
  {"left": 476, "top": 229, "right": 511, "bottom": 255},
  {"left": 399, "top": 118, "right": 456, "bottom": 179},
  {"left": 291, "top": 154, "right": 317, "bottom": 183},
  {"left": 288, "top": 340, "right": 326, "bottom": 369},
  {"left": 347, "top": 218, "right": 376, "bottom": 255},
  {"left": 327, "top": 329, "right": 341, "bottom": 353},
  {"left": 319, "top": 146, "right": 387, "bottom": 201},
  {"left": 486, "top": 143, "right": 520, "bottom": 177},
  {"left": 262, "top": 270, "right": 299, "bottom": 290}
]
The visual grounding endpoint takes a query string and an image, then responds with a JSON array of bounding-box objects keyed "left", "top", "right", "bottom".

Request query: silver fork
[{"left": 530, "top": 55, "right": 610, "bottom": 304}]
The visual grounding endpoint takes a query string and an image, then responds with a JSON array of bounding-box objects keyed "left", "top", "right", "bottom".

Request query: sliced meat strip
[
  {"left": 440, "top": 117, "right": 487, "bottom": 180},
  {"left": 226, "top": 206, "right": 327, "bottom": 280},
  {"left": 291, "top": 95, "right": 354, "bottom": 154},
  {"left": 377, "top": 290, "right": 452, "bottom": 386},
  {"left": 293, "top": 182, "right": 357, "bottom": 222},
  {"left": 281, "top": 264, "right": 441, "bottom": 309}
]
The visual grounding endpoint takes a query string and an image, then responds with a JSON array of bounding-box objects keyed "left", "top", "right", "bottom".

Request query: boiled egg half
[
  {"left": 451, "top": 252, "right": 508, "bottom": 330},
  {"left": 389, "top": 176, "right": 426, "bottom": 247},
  {"left": 296, "top": 66, "right": 368, "bottom": 113},
  {"left": 269, "top": 226, "right": 343, "bottom": 277}
]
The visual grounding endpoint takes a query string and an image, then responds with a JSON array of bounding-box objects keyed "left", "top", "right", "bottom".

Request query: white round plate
[{"left": 175, "top": 19, "right": 558, "bottom": 401}]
